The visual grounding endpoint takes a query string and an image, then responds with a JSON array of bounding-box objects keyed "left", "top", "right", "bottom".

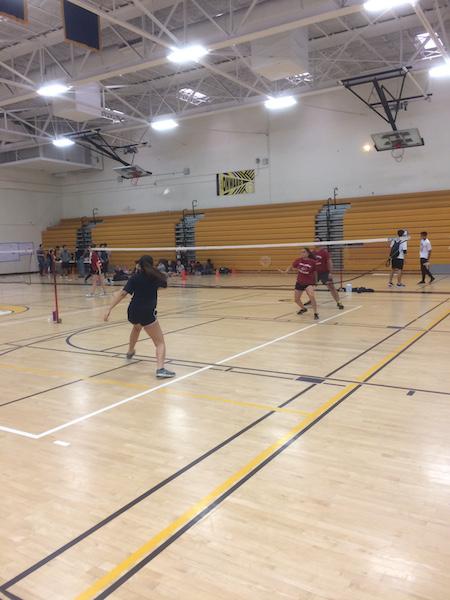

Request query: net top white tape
[
  {"left": 92, "top": 237, "right": 403, "bottom": 253},
  {"left": 0, "top": 251, "right": 34, "bottom": 254}
]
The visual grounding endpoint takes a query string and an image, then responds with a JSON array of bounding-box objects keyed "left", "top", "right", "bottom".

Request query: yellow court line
[
  {"left": 74, "top": 383, "right": 358, "bottom": 600},
  {"left": 0, "top": 362, "right": 72, "bottom": 379},
  {"left": 156, "top": 388, "right": 311, "bottom": 416},
  {"left": 75, "top": 308, "right": 450, "bottom": 600},
  {"left": 0, "top": 361, "right": 309, "bottom": 416}
]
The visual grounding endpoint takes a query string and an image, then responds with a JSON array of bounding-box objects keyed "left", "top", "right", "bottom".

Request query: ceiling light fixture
[
  {"left": 362, "top": 144, "right": 372, "bottom": 152},
  {"left": 37, "top": 83, "right": 71, "bottom": 97},
  {"left": 264, "top": 96, "right": 297, "bottom": 110},
  {"left": 52, "top": 137, "right": 75, "bottom": 148},
  {"left": 429, "top": 61, "right": 450, "bottom": 78},
  {"left": 151, "top": 118, "right": 179, "bottom": 131},
  {"left": 167, "top": 44, "right": 209, "bottom": 64},
  {"left": 363, "top": 0, "right": 415, "bottom": 12}
]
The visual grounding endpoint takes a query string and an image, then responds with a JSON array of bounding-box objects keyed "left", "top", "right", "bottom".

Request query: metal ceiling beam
[
  {"left": 0, "top": 2, "right": 368, "bottom": 110},
  {"left": 414, "top": 1, "right": 450, "bottom": 62},
  {"left": 67, "top": 0, "right": 174, "bottom": 50}
]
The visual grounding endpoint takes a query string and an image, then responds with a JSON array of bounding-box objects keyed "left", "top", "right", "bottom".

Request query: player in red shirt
[
  {"left": 312, "top": 237, "right": 344, "bottom": 309},
  {"left": 286, "top": 248, "right": 319, "bottom": 320},
  {"left": 86, "top": 247, "right": 106, "bottom": 297}
]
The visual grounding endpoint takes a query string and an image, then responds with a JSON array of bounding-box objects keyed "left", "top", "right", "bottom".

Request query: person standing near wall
[
  {"left": 60, "top": 245, "right": 71, "bottom": 278},
  {"left": 75, "top": 246, "right": 85, "bottom": 278},
  {"left": 418, "top": 231, "right": 435, "bottom": 284},
  {"left": 37, "top": 244, "right": 45, "bottom": 276}
]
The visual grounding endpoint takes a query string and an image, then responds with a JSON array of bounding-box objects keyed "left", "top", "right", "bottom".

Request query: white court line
[
  {"left": 32, "top": 306, "right": 361, "bottom": 439},
  {"left": 0, "top": 306, "right": 361, "bottom": 439},
  {"left": 0, "top": 424, "right": 39, "bottom": 439}
]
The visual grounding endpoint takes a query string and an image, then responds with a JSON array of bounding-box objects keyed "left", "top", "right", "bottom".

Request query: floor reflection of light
[
  {"left": 370, "top": 552, "right": 417, "bottom": 582},
  {"left": 426, "top": 462, "right": 450, "bottom": 485}
]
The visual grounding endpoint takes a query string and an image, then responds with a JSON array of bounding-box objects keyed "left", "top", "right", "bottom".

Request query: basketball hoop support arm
[{"left": 341, "top": 67, "right": 432, "bottom": 132}]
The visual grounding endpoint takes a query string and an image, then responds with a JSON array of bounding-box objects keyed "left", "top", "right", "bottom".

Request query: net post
[{"left": 52, "top": 270, "right": 62, "bottom": 323}]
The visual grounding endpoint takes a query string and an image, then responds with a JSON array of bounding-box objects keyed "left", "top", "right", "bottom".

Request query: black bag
[
  {"left": 390, "top": 240, "right": 401, "bottom": 259},
  {"left": 386, "top": 239, "right": 401, "bottom": 266}
]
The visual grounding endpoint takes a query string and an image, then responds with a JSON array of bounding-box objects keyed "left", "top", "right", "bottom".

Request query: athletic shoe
[
  {"left": 337, "top": 303, "right": 344, "bottom": 309},
  {"left": 396, "top": 283, "right": 406, "bottom": 287},
  {"left": 297, "top": 308, "right": 307, "bottom": 315},
  {"left": 156, "top": 368, "right": 176, "bottom": 379},
  {"left": 430, "top": 277, "right": 435, "bottom": 283},
  {"left": 314, "top": 313, "right": 320, "bottom": 320},
  {"left": 86, "top": 293, "right": 94, "bottom": 297},
  {"left": 126, "top": 350, "right": 135, "bottom": 360},
  {"left": 417, "top": 281, "right": 425, "bottom": 285},
  {"left": 388, "top": 283, "right": 394, "bottom": 288}
]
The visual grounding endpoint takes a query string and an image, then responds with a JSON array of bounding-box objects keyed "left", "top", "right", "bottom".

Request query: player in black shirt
[{"left": 104, "top": 255, "right": 175, "bottom": 379}]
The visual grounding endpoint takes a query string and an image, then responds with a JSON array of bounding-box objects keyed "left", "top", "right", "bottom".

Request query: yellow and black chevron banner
[{"left": 216, "top": 169, "right": 255, "bottom": 196}]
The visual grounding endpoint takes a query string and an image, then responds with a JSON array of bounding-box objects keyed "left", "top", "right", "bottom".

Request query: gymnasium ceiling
[{"left": 0, "top": 0, "right": 449, "bottom": 151}]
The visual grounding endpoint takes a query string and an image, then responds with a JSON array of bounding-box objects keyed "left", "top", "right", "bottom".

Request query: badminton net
[
  {"left": 0, "top": 243, "right": 35, "bottom": 284},
  {"left": 92, "top": 237, "right": 400, "bottom": 289}
]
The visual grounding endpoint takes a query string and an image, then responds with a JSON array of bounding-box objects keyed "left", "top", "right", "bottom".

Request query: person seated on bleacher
[
  {"left": 157, "top": 260, "right": 167, "bottom": 274},
  {"left": 194, "top": 261, "right": 204, "bottom": 275},
  {"left": 175, "top": 259, "right": 185, "bottom": 275},
  {"left": 204, "top": 259, "right": 215, "bottom": 275}
]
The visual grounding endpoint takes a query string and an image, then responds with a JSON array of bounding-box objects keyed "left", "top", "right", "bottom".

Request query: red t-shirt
[
  {"left": 91, "top": 251, "right": 101, "bottom": 272},
  {"left": 313, "top": 248, "right": 330, "bottom": 273},
  {"left": 292, "top": 258, "right": 316, "bottom": 285}
]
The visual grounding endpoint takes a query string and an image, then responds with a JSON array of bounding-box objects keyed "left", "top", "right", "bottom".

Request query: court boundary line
[
  {"left": 0, "top": 307, "right": 361, "bottom": 439},
  {"left": 3, "top": 297, "right": 447, "bottom": 411},
  {"left": 73, "top": 308, "right": 450, "bottom": 600},
  {"left": 1, "top": 300, "right": 447, "bottom": 593}
]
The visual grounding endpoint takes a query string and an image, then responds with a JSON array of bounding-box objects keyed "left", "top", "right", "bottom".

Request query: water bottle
[{"left": 346, "top": 283, "right": 352, "bottom": 293}]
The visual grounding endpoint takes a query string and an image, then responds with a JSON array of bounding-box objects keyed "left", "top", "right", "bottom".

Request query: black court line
[
  {"left": 0, "top": 379, "right": 84, "bottom": 409},
  {"left": 168, "top": 282, "right": 450, "bottom": 295},
  {"left": 2, "top": 301, "right": 447, "bottom": 594},
  {"left": 1, "top": 320, "right": 226, "bottom": 409},
  {"left": 0, "top": 347, "right": 22, "bottom": 358},
  {"left": 101, "top": 317, "right": 224, "bottom": 351},
  {"left": 92, "top": 309, "right": 450, "bottom": 599}
]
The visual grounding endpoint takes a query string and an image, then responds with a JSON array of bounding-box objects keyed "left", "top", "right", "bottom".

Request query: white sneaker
[{"left": 86, "top": 293, "right": 94, "bottom": 297}]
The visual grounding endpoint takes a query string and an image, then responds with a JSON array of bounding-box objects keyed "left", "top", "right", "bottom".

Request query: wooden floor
[{"left": 1, "top": 272, "right": 450, "bottom": 600}]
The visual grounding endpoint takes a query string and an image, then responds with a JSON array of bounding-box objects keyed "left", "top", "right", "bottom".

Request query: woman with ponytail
[
  {"left": 285, "top": 248, "right": 319, "bottom": 320},
  {"left": 104, "top": 255, "right": 175, "bottom": 379}
]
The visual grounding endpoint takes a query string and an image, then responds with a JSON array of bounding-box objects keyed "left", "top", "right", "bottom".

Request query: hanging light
[
  {"left": 52, "top": 137, "right": 75, "bottom": 148},
  {"left": 151, "top": 118, "right": 179, "bottom": 131},
  {"left": 264, "top": 96, "right": 297, "bottom": 110},
  {"left": 37, "top": 83, "right": 71, "bottom": 97},
  {"left": 167, "top": 45, "right": 209, "bottom": 64}
]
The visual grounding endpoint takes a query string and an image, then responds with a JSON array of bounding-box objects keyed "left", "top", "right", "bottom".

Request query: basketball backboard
[{"left": 371, "top": 128, "right": 424, "bottom": 152}]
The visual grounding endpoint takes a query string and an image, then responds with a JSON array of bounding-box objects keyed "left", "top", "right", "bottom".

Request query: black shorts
[
  {"left": 295, "top": 283, "right": 312, "bottom": 292},
  {"left": 317, "top": 271, "right": 333, "bottom": 285},
  {"left": 128, "top": 306, "right": 157, "bottom": 326},
  {"left": 391, "top": 258, "right": 404, "bottom": 270}
]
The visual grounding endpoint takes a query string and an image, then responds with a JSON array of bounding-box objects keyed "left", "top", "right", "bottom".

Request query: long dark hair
[
  {"left": 303, "top": 247, "right": 315, "bottom": 259},
  {"left": 138, "top": 255, "right": 167, "bottom": 288}
]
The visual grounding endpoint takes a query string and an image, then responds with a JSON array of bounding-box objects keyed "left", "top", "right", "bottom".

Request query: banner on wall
[
  {"left": 0, "top": 0, "right": 28, "bottom": 22},
  {"left": 63, "top": 0, "right": 101, "bottom": 51},
  {"left": 216, "top": 169, "right": 255, "bottom": 196}
]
